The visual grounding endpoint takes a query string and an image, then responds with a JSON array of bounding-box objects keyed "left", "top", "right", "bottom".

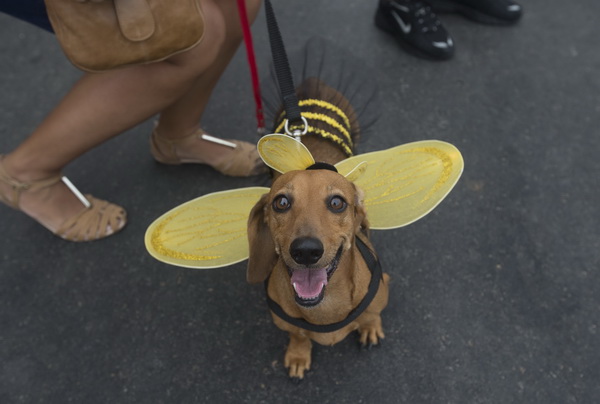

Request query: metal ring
[{"left": 284, "top": 116, "right": 309, "bottom": 137}]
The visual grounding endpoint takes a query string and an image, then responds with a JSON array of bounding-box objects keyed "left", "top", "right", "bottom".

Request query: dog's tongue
[{"left": 291, "top": 268, "right": 328, "bottom": 299}]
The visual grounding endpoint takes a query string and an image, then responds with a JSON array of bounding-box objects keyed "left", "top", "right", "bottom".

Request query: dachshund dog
[{"left": 246, "top": 79, "right": 390, "bottom": 379}]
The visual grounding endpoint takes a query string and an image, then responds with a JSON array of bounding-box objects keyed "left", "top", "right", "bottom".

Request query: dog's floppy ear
[
  {"left": 354, "top": 185, "right": 370, "bottom": 235},
  {"left": 247, "top": 194, "right": 277, "bottom": 284}
]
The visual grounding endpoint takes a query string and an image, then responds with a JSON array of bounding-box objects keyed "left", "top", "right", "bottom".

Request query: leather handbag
[{"left": 44, "top": 0, "right": 205, "bottom": 72}]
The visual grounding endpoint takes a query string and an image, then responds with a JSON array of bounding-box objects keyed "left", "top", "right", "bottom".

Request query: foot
[
  {"left": 428, "top": 0, "right": 522, "bottom": 25},
  {"left": 375, "top": 0, "right": 454, "bottom": 60},
  {"left": 284, "top": 334, "right": 312, "bottom": 380},
  {"left": 0, "top": 156, "right": 126, "bottom": 241},
  {"left": 358, "top": 321, "right": 385, "bottom": 348},
  {"left": 150, "top": 127, "right": 266, "bottom": 177}
]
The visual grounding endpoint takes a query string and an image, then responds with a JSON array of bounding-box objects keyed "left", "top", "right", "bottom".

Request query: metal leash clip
[{"left": 284, "top": 116, "right": 309, "bottom": 141}]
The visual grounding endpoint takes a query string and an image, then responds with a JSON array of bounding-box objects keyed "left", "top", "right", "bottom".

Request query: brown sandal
[
  {"left": 0, "top": 156, "right": 127, "bottom": 242},
  {"left": 150, "top": 127, "right": 266, "bottom": 177}
]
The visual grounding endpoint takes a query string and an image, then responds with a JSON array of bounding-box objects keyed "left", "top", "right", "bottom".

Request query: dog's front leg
[
  {"left": 357, "top": 272, "right": 390, "bottom": 348},
  {"left": 284, "top": 332, "right": 312, "bottom": 379}
]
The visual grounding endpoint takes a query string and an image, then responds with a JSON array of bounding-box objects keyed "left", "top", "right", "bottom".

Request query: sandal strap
[
  {"left": 0, "top": 155, "right": 62, "bottom": 209},
  {"left": 150, "top": 126, "right": 209, "bottom": 165},
  {"left": 150, "top": 126, "right": 264, "bottom": 176},
  {"left": 211, "top": 140, "right": 261, "bottom": 177},
  {"left": 55, "top": 194, "right": 127, "bottom": 242},
  {"left": 149, "top": 128, "right": 181, "bottom": 164},
  {"left": 1, "top": 155, "right": 126, "bottom": 242}
]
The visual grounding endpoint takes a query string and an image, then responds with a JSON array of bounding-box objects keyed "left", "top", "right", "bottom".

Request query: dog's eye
[
  {"left": 328, "top": 196, "right": 347, "bottom": 213},
  {"left": 273, "top": 195, "right": 291, "bottom": 212}
]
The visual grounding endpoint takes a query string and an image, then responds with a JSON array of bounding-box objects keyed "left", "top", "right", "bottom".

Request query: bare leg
[
  {"left": 0, "top": 0, "right": 261, "bottom": 236},
  {"left": 154, "top": 0, "right": 262, "bottom": 165}
]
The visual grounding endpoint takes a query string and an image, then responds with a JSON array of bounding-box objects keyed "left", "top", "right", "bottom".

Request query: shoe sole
[
  {"left": 429, "top": 0, "right": 521, "bottom": 25},
  {"left": 374, "top": 7, "right": 454, "bottom": 61}
]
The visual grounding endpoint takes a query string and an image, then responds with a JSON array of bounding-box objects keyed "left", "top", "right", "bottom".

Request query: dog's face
[{"left": 247, "top": 169, "right": 368, "bottom": 306}]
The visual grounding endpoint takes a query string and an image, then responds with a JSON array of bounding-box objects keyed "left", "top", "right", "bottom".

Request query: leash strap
[
  {"left": 264, "top": 236, "right": 383, "bottom": 334},
  {"left": 237, "top": 0, "right": 265, "bottom": 134},
  {"left": 264, "top": 0, "right": 303, "bottom": 128}
]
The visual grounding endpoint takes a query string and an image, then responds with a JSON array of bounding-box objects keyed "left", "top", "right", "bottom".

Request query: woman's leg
[
  {"left": 154, "top": 0, "right": 262, "bottom": 164},
  {"left": 0, "top": 0, "right": 261, "bottom": 235}
]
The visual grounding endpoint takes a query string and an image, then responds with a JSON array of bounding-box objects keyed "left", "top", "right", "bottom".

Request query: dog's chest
[{"left": 308, "top": 324, "right": 360, "bottom": 346}]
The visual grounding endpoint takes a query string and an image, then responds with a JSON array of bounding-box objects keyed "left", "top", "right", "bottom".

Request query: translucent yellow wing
[
  {"left": 145, "top": 187, "right": 269, "bottom": 268},
  {"left": 145, "top": 139, "right": 463, "bottom": 268},
  {"left": 257, "top": 134, "right": 315, "bottom": 173},
  {"left": 335, "top": 140, "right": 464, "bottom": 229}
]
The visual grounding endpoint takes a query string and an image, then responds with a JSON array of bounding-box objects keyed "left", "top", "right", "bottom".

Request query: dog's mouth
[{"left": 288, "top": 244, "right": 344, "bottom": 307}]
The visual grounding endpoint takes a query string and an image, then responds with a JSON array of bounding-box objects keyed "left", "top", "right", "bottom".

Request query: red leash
[{"left": 237, "top": 0, "right": 266, "bottom": 134}]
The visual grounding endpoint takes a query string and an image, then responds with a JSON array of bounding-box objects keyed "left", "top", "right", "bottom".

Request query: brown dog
[{"left": 246, "top": 79, "right": 390, "bottom": 379}]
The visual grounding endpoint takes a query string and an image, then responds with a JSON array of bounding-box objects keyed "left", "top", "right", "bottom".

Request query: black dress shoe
[
  {"left": 428, "top": 0, "right": 522, "bottom": 24},
  {"left": 375, "top": 0, "right": 454, "bottom": 60}
]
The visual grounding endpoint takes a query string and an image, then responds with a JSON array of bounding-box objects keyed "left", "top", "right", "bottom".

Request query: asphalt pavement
[{"left": 1, "top": 0, "right": 599, "bottom": 403}]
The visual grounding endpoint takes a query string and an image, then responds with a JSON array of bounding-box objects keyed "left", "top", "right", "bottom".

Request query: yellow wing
[
  {"left": 145, "top": 187, "right": 269, "bottom": 268},
  {"left": 257, "top": 134, "right": 315, "bottom": 173},
  {"left": 336, "top": 140, "right": 464, "bottom": 229},
  {"left": 145, "top": 139, "right": 463, "bottom": 268}
]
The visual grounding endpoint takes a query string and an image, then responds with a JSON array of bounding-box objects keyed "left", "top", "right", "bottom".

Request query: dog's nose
[{"left": 290, "top": 237, "right": 324, "bottom": 266}]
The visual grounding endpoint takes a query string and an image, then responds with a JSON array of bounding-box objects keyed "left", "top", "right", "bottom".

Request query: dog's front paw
[
  {"left": 358, "top": 321, "right": 385, "bottom": 348},
  {"left": 284, "top": 334, "right": 312, "bottom": 379},
  {"left": 285, "top": 354, "right": 311, "bottom": 380}
]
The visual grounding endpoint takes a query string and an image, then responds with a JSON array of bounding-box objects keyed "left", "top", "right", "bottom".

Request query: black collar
[
  {"left": 264, "top": 236, "right": 382, "bottom": 333},
  {"left": 306, "top": 162, "right": 338, "bottom": 172}
]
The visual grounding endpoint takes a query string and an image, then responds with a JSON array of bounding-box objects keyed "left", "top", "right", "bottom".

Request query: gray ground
[{"left": 1, "top": 0, "right": 599, "bottom": 403}]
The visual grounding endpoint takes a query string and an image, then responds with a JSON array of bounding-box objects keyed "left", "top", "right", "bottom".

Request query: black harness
[{"left": 263, "top": 236, "right": 383, "bottom": 333}]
